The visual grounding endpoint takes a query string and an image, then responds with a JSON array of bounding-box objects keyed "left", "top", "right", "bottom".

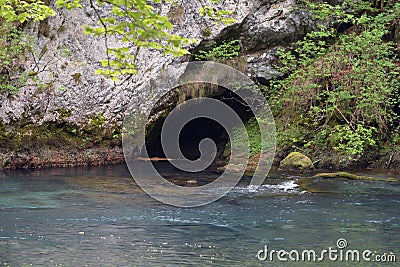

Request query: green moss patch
[{"left": 0, "top": 117, "right": 121, "bottom": 154}]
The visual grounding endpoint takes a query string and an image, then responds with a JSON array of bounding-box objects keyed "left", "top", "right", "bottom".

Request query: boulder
[{"left": 279, "top": 152, "right": 314, "bottom": 171}]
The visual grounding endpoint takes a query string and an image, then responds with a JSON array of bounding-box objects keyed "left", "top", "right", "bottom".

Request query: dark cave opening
[{"left": 143, "top": 88, "right": 254, "bottom": 161}]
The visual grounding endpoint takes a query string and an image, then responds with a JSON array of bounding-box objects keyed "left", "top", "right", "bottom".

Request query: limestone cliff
[{"left": 0, "top": 0, "right": 313, "bottom": 169}]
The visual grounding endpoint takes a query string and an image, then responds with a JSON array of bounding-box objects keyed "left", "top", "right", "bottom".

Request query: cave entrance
[{"left": 143, "top": 86, "right": 254, "bottom": 163}]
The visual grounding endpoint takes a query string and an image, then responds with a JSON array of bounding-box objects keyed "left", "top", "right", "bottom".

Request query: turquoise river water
[{"left": 0, "top": 163, "right": 399, "bottom": 266}]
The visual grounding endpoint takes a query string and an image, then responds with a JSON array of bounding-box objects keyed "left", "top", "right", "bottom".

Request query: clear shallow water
[{"left": 0, "top": 164, "right": 399, "bottom": 266}]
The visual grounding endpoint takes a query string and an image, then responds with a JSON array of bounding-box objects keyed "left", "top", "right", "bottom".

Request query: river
[{"left": 0, "top": 163, "right": 399, "bottom": 266}]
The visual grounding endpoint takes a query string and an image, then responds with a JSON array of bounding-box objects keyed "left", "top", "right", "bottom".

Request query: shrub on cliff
[{"left": 0, "top": 0, "right": 55, "bottom": 93}]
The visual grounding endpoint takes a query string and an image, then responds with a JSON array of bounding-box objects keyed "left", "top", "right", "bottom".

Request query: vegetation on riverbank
[
  {"left": 218, "top": 0, "right": 400, "bottom": 170},
  {"left": 264, "top": 0, "right": 399, "bottom": 168}
]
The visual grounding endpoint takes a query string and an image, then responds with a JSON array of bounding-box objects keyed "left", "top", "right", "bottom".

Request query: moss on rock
[
  {"left": 279, "top": 152, "right": 314, "bottom": 172},
  {"left": 315, "top": 172, "right": 400, "bottom": 182},
  {"left": 0, "top": 113, "right": 123, "bottom": 170}
]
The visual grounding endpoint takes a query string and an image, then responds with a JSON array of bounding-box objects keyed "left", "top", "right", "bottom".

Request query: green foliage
[
  {"left": 229, "top": 118, "right": 261, "bottom": 156},
  {"left": 330, "top": 124, "right": 377, "bottom": 157},
  {"left": 0, "top": 21, "right": 30, "bottom": 93},
  {"left": 58, "top": 45, "right": 73, "bottom": 57},
  {"left": 194, "top": 40, "right": 241, "bottom": 61},
  {"left": 55, "top": 0, "right": 82, "bottom": 10},
  {"left": 391, "top": 127, "right": 400, "bottom": 151},
  {"left": 90, "top": 113, "right": 106, "bottom": 131},
  {"left": 201, "top": 27, "right": 212, "bottom": 38},
  {"left": 199, "top": 0, "right": 237, "bottom": 25},
  {"left": 270, "top": 0, "right": 400, "bottom": 158},
  {"left": 0, "top": 20, "right": 55, "bottom": 94},
  {"left": 0, "top": 0, "right": 55, "bottom": 22},
  {"left": 0, "top": 1, "right": 55, "bottom": 94}
]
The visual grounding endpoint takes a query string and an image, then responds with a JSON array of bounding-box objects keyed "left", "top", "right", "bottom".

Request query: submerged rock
[
  {"left": 297, "top": 172, "right": 400, "bottom": 193},
  {"left": 315, "top": 172, "right": 400, "bottom": 182},
  {"left": 296, "top": 177, "right": 335, "bottom": 193},
  {"left": 278, "top": 152, "right": 314, "bottom": 172}
]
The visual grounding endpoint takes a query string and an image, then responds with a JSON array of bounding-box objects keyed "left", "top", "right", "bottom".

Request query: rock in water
[
  {"left": 279, "top": 152, "right": 314, "bottom": 171},
  {"left": 315, "top": 172, "right": 400, "bottom": 182}
]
